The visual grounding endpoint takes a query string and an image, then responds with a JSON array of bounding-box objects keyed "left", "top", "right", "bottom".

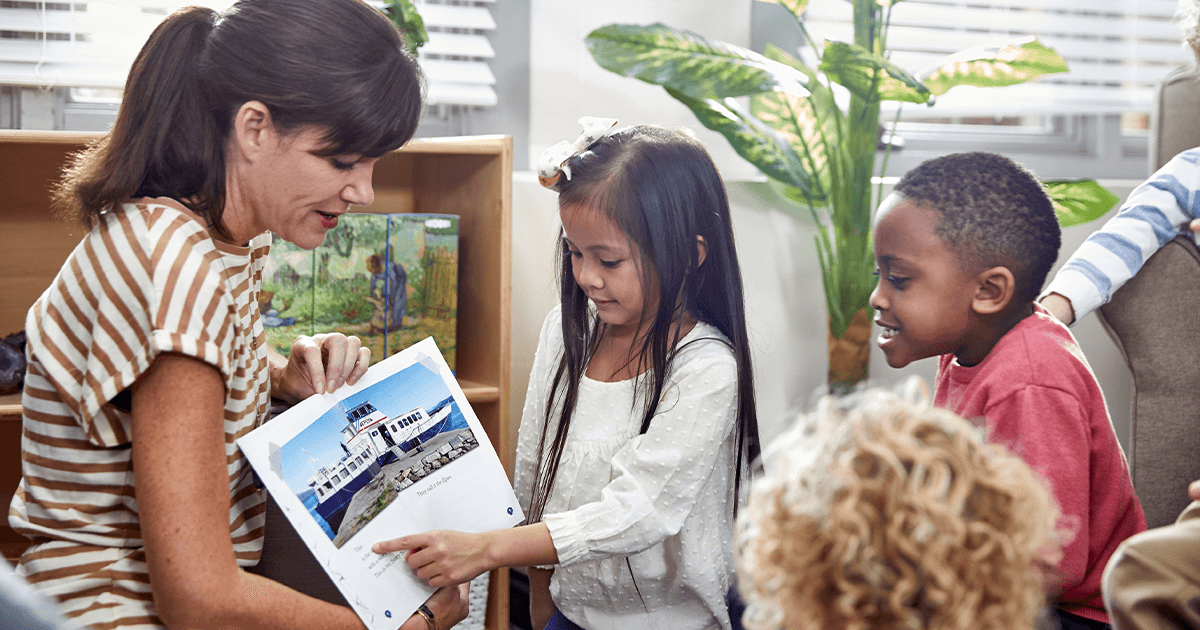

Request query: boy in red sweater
[{"left": 870, "top": 152, "right": 1146, "bottom": 629}]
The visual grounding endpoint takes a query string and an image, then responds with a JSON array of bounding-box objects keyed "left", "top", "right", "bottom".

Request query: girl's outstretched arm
[{"left": 372, "top": 523, "right": 558, "bottom": 588}]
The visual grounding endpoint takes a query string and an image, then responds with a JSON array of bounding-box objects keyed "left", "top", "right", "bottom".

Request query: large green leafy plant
[{"left": 586, "top": 0, "right": 1117, "bottom": 390}]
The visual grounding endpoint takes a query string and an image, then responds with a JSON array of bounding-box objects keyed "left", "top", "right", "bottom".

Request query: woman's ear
[
  {"left": 696, "top": 235, "right": 708, "bottom": 268},
  {"left": 972, "top": 266, "right": 1016, "bottom": 315},
  {"left": 232, "top": 100, "right": 275, "bottom": 162}
]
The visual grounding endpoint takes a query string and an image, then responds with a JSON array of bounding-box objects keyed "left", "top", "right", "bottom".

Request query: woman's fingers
[
  {"left": 373, "top": 535, "right": 417, "bottom": 555},
  {"left": 315, "top": 334, "right": 347, "bottom": 393},
  {"left": 287, "top": 333, "right": 371, "bottom": 396},
  {"left": 289, "top": 336, "right": 328, "bottom": 395},
  {"left": 348, "top": 346, "right": 371, "bottom": 385},
  {"left": 316, "top": 333, "right": 370, "bottom": 391}
]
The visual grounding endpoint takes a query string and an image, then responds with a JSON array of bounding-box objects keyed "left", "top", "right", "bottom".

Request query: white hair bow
[{"left": 536, "top": 116, "right": 619, "bottom": 189}]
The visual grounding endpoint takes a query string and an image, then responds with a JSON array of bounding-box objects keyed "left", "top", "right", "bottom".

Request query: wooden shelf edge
[
  {"left": 0, "top": 129, "right": 101, "bottom": 144},
  {"left": 459, "top": 380, "right": 500, "bottom": 404},
  {"left": 0, "top": 394, "right": 20, "bottom": 419},
  {"left": 402, "top": 135, "right": 509, "bottom": 155}
]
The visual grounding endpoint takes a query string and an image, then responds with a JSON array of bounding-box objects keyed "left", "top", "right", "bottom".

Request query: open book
[{"left": 237, "top": 336, "right": 524, "bottom": 629}]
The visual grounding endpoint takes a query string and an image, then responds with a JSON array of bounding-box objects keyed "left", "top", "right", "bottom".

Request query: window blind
[
  {"left": 406, "top": 0, "right": 497, "bottom": 107},
  {"left": 802, "top": 0, "right": 1194, "bottom": 116},
  {"left": 0, "top": 0, "right": 497, "bottom": 108}
]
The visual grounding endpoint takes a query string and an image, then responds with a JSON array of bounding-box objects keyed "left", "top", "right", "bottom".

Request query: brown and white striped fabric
[{"left": 10, "top": 198, "right": 272, "bottom": 629}]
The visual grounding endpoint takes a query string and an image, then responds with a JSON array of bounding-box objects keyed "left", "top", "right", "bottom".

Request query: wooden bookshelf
[{"left": 0, "top": 130, "right": 513, "bottom": 629}]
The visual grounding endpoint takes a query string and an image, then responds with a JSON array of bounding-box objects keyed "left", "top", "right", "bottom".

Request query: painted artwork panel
[
  {"left": 259, "top": 214, "right": 459, "bottom": 370},
  {"left": 385, "top": 214, "right": 459, "bottom": 369},
  {"left": 313, "top": 214, "right": 391, "bottom": 362},
  {"left": 261, "top": 237, "right": 314, "bottom": 356}
]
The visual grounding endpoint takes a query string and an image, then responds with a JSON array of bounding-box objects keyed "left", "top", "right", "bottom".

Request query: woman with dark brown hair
[{"left": 9, "top": 1, "right": 466, "bottom": 628}]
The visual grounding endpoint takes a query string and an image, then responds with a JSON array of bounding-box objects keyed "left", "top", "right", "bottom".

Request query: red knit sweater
[{"left": 935, "top": 304, "right": 1147, "bottom": 624}]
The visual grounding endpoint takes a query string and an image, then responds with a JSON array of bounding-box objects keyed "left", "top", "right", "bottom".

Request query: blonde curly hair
[
  {"left": 736, "top": 380, "right": 1064, "bottom": 630},
  {"left": 1179, "top": 0, "right": 1200, "bottom": 63}
]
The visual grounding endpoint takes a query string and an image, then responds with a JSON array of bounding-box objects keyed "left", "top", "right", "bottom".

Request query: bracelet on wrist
[{"left": 415, "top": 604, "right": 438, "bottom": 630}]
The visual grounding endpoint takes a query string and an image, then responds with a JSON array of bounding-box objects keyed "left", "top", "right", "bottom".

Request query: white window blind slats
[
  {"left": 0, "top": 1, "right": 228, "bottom": 90},
  {"left": 419, "top": 58, "right": 495, "bottom": 85},
  {"left": 0, "top": 6, "right": 157, "bottom": 34},
  {"left": 0, "top": 0, "right": 498, "bottom": 108},
  {"left": 909, "top": 83, "right": 1151, "bottom": 114},
  {"left": 805, "top": 0, "right": 1180, "bottom": 19},
  {"left": 420, "top": 57, "right": 496, "bottom": 105},
  {"left": 885, "top": 50, "right": 1177, "bottom": 89},
  {"left": 412, "top": 0, "right": 497, "bottom": 107},
  {"left": 362, "top": 0, "right": 498, "bottom": 107},
  {"left": 425, "top": 81, "right": 496, "bottom": 107},
  {"left": 422, "top": 31, "right": 495, "bottom": 58},
  {"left": 418, "top": 3, "right": 495, "bottom": 31},
  {"left": 802, "top": 0, "right": 1194, "bottom": 117},
  {"left": 0, "top": 59, "right": 126, "bottom": 89}
]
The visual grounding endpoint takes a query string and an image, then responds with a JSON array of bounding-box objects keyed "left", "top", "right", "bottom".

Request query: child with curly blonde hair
[{"left": 736, "top": 381, "right": 1064, "bottom": 630}]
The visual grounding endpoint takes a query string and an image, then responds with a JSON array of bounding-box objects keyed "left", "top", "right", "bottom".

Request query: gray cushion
[
  {"left": 1097, "top": 235, "right": 1200, "bottom": 529},
  {"left": 1150, "top": 65, "right": 1200, "bottom": 172}
]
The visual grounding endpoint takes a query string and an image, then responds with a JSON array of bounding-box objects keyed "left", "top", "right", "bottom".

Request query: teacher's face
[{"left": 229, "top": 120, "right": 378, "bottom": 249}]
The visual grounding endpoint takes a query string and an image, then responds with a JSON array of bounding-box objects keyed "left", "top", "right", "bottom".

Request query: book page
[{"left": 238, "top": 336, "right": 523, "bottom": 629}]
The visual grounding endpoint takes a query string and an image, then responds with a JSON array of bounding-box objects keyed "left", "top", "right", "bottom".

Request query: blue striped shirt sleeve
[{"left": 1042, "top": 148, "right": 1200, "bottom": 322}]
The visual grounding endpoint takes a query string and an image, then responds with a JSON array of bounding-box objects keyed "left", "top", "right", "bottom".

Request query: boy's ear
[
  {"left": 972, "top": 266, "right": 1016, "bottom": 315},
  {"left": 696, "top": 235, "right": 708, "bottom": 268}
]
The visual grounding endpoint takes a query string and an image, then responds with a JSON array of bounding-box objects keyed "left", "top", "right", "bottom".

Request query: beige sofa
[{"left": 1095, "top": 65, "right": 1200, "bottom": 529}]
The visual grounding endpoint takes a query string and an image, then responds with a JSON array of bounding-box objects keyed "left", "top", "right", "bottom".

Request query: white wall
[
  {"left": 513, "top": 0, "right": 1140, "bottom": 456},
  {"left": 527, "top": 0, "right": 758, "bottom": 181}
]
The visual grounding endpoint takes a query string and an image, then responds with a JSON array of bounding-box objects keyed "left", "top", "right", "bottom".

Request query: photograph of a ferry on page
[{"left": 277, "top": 359, "right": 481, "bottom": 547}]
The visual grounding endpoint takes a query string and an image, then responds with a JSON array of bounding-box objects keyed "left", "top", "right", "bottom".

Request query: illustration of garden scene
[
  {"left": 278, "top": 358, "right": 479, "bottom": 547},
  {"left": 261, "top": 213, "right": 459, "bottom": 370}
]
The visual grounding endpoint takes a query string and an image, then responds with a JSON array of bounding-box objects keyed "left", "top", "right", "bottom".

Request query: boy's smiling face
[{"left": 870, "top": 195, "right": 984, "bottom": 368}]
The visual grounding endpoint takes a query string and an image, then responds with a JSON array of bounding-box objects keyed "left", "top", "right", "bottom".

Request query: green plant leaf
[
  {"left": 382, "top": 0, "right": 427, "bottom": 55},
  {"left": 752, "top": 45, "right": 842, "bottom": 209},
  {"left": 756, "top": 0, "right": 808, "bottom": 22},
  {"left": 586, "top": 23, "right": 809, "bottom": 101},
  {"left": 921, "top": 39, "right": 1069, "bottom": 96},
  {"left": 667, "top": 88, "right": 822, "bottom": 199},
  {"left": 1042, "top": 179, "right": 1119, "bottom": 227},
  {"left": 819, "top": 41, "right": 931, "bottom": 104},
  {"left": 751, "top": 91, "right": 838, "bottom": 206}
]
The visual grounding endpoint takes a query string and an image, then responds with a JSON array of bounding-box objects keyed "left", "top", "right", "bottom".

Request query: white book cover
[{"left": 237, "top": 336, "right": 523, "bottom": 629}]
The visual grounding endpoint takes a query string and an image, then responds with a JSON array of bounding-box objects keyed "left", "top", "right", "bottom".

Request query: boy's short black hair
[{"left": 893, "top": 152, "right": 1061, "bottom": 305}]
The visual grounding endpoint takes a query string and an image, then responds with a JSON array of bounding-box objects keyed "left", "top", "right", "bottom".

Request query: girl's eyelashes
[{"left": 562, "top": 238, "right": 622, "bottom": 267}]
